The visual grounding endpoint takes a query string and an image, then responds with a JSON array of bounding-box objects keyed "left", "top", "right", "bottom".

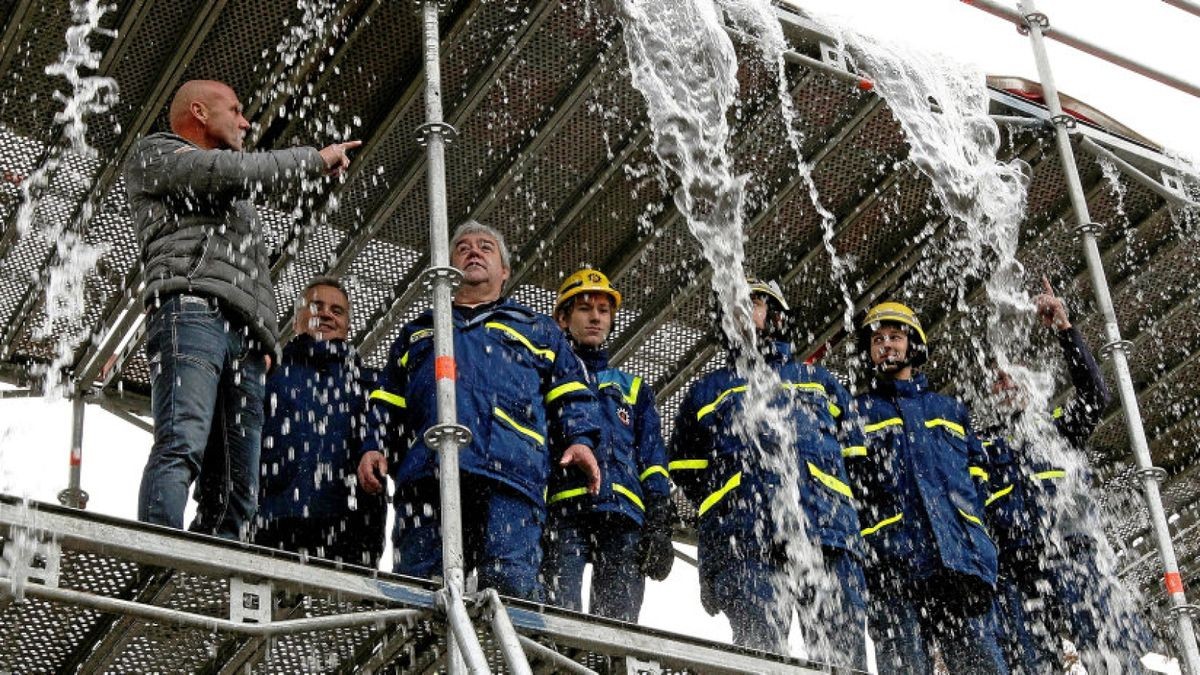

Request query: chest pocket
[
  {"left": 862, "top": 416, "right": 905, "bottom": 494},
  {"left": 783, "top": 381, "right": 840, "bottom": 432}
]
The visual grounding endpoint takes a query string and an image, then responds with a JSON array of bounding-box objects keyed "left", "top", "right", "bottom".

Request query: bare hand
[
  {"left": 319, "top": 140, "right": 362, "bottom": 177},
  {"left": 1034, "top": 275, "right": 1071, "bottom": 331},
  {"left": 263, "top": 353, "right": 272, "bottom": 372},
  {"left": 357, "top": 450, "right": 388, "bottom": 494},
  {"left": 560, "top": 444, "right": 601, "bottom": 495}
]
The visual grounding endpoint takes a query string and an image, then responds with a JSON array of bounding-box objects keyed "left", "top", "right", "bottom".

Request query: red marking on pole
[
  {"left": 858, "top": 78, "right": 874, "bottom": 91},
  {"left": 70, "top": 449, "right": 81, "bottom": 466},
  {"left": 1165, "top": 571, "right": 1185, "bottom": 594},
  {"left": 435, "top": 356, "right": 456, "bottom": 381}
]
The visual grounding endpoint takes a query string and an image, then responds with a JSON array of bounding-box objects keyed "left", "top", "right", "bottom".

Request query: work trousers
[
  {"left": 542, "top": 511, "right": 645, "bottom": 622},
  {"left": 392, "top": 476, "right": 545, "bottom": 600}
]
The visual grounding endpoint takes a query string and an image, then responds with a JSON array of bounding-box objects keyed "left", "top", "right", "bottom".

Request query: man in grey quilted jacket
[{"left": 126, "top": 79, "right": 359, "bottom": 540}]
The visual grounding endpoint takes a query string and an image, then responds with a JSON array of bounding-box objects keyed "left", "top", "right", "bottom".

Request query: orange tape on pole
[
  {"left": 1165, "top": 571, "right": 1185, "bottom": 594},
  {"left": 435, "top": 356, "right": 457, "bottom": 381}
]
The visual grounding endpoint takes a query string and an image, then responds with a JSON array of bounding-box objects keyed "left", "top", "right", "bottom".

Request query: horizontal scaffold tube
[
  {"left": 0, "top": 578, "right": 428, "bottom": 637},
  {"left": 1078, "top": 137, "right": 1200, "bottom": 210},
  {"left": 515, "top": 635, "right": 599, "bottom": 675},
  {"left": 962, "top": 0, "right": 1200, "bottom": 99}
]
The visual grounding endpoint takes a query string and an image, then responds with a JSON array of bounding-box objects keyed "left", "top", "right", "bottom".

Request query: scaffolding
[{"left": 3, "top": 0, "right": 1200, "bottom": 671}]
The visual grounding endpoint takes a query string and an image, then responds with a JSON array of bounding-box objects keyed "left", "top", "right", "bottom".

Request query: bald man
[{"left": 125, "top": 79, "right": 359, "bottom": 540}]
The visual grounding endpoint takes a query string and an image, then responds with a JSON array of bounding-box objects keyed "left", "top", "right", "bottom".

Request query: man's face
[
  {"left": 991, "top": 366, "right": 1027, "bottom": 413},
  {"left": 558, "top": 294, "right": 614, "bottom": 348},
  {"left": 451, "top": 232, "right": 509, "bottom": 295},
  {"left": 202, "top": 85, "right": 250, "bottom": 151},
  {"left": 750, "top": 295, "right": 768, "bottom": 332},
  {"left": 869, "top": 324, "right": 909, "bottom": 370},
  {"left": 295, "top": 284, "right": 349, "bottom": 341}
]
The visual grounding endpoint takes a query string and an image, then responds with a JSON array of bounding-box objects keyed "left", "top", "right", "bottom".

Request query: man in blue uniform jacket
[
  {"left": 541, "top": 269, "right": 674, "bottom": 621},
  {"left": 357, "top": 221, "right": 602, "bottom": 599},
  {"left": 255, "top": 277, "right": 385, "bottom": 567},
  {"left": 983, "top": 278, "right": 1152, "bottom": 673},
  {"left": 846, "top": 301, "right": 1007, "bottom": 674},
  {"left": 670, "top": 279, "right": 868, "bottom": 667}
]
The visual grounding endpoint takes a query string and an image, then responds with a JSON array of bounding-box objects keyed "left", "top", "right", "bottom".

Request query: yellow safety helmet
[
  {"left": 857, "top": 301, "right": 929, "bottom": 366},
  {"left": 747, "top": 277, "right": 790, "bottom": 312},
  {"left": 555, "top": 268, "right": 622, "bottom": 314}
]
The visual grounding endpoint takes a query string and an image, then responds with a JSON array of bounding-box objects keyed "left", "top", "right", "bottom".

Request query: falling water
[
  {"left": 18, "top": 0, "right": 118, "bottom": 397},
  {"left": 617, "top": 0, "right": 841, "bottom": 661},
  {"left": 821, "top": 17, "right": 1153, "bottom": 671},
  {"left": 1, "top": 0, "right": 119, "bottom": 602}
]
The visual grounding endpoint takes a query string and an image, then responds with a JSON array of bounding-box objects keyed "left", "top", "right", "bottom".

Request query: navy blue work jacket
[
  {"left": 848, "top": 373, "right": 998, "bottom": 587},
  {"left": 546, "top": 347, "right": 670, "bottom": 526},
  {"left": 258, "top": 335, "right": 385, "bottom": 523},
  {"left": 364, "top": 298, "right": 601, "bottom": 507},
  {"left": 669, "top": 340, "right": 864, "bottom": 557},
  {"left": 983, "top": 327, "right": 1110, "bottom": 568}
]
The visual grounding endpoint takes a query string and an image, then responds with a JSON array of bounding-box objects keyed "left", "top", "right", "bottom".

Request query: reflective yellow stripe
[
  {"left": 400, "top": 351, "right": 410, "bottom": 368},
  {"left": 842, "top": 446, "right": 867, "bottom": 458},
  {"left": 969, "top": 466, "right": 989, "bottom": 481},
  {"left": 958, "top": 508, "right": 984, "bottom": 527},
  {"left": 485, "top": 322, "right": 555, "bottom": 362},
  {"left": 548, "top": 487, "right": 588, "bottom": 504},
  {"left": 369, "top": 390, "right": 407, "bottom": 408},
  {"left": 862, "top": 513, "right": 903, "bottom": 536},
  {"left": 982, "top": 440, "right": 994, "bottom": 448},
  {"left": 640, "top": 465, "right": 668, "bottom": 481},
  {"left": 807, "top": 462, "right": 853, "bottom": 499},
  {"left": 864, "top": 417, "right": 902, "bottom": 433},
  {"left": 493, "top": 407, "right": 545, "bottom": 445},
  {"left": 546, "top": 381, "right": 587, "bottom": 403},
  {"left": 1052, "top": 406, "right": 1064, "bottom": 419},
  {"left": 627, "top": 376, "right": 642, "bottom": 405},
  {"left": 986, "top": 485, "right": 1013, "bottom": 507},
  {"left": 926, "top": 418, "right": 965, "bottom": 437},
  {"left": 782, "top": 382, "right": 841, "bottom": 417},
  {"left": 697, "top": 472, "right": 741, "bottom": 517},
  {"left": 697, "top": 385, "right": 747, "bottom": 421},
  {"left": 613, "top": 484, "right": 645, "bottom": 511},
  {"left": 1035, "top": 469, "right": 1067, "bottom": 481},
  {"left": 669, "top": 459, "right": 709, "bottom": 471}
]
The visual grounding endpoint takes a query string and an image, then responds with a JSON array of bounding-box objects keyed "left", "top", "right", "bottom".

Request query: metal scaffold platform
[{"left": 0, "top": 496, "right": 835, "bottom": 674}]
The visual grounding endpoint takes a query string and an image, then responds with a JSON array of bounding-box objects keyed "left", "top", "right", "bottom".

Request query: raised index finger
[
  {"left": 1041, "top": 275, "right": 1055, "bottom": 296},
  {"left": 343, "top": 139, "right": 363, "bottom": 150}
]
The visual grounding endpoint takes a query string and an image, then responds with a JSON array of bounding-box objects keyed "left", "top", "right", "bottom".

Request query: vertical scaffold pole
[
  {"left": 57, "top": 393, "right": 88, "bottom": 509},
  {"left": 1016, "top": 2, "right": 1200, "bottom": 670},
  {"left": 416, "top": 2, "right": 477, "bottom": 673}
]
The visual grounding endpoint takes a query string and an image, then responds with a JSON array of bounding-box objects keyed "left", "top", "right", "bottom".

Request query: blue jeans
[
  {"left": 138, "top": 294, "right": 266, "bottom": 540},
  {"left": 392, "top": 476, "right": 545, "bottom": 600},
  {"left": 996, "top": 542, "right": 1154, "bottom": 674},
  {"left": 542, "top": 512, "right": 645, "bottom": 622},
  {"left": 870, "top": 570, "right": 1008, "bottom": 674}
]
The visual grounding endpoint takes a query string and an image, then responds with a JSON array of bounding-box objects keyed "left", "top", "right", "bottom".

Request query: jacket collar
[
  {"left": 726, "top": 337, "right": 793, "bottom": 366},
  {"left": 575, "top": 346, "right": 609, "bottom": 373},
  {"left": 870, "top": 371, "right": 929, "bottom": 397},
  {"left": 284, "top": 334, "right": 355, "bottom": 366}
]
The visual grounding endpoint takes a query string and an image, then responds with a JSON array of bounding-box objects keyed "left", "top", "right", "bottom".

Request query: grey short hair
[
  {"left": 450, "top": 220, "right": 510, "bottom": 269},
  {"left": 298, "top": 276, "right": 351, "bottom": 316}
]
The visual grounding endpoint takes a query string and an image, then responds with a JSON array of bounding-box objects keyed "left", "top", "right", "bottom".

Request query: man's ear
[{"left": 190, "top": 100, "right": 207, "bottom": 124}]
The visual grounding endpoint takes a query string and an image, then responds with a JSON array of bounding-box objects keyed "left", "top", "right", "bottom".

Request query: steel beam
[
  {"left": 61, "top": 569, "right": 176, "bottom": 675},
  {"left": 1164, "top": 0, "right": 1200, "bottom": 18},
  {"left": 0, "top": 0, "right": 36, "bottom": 84}
]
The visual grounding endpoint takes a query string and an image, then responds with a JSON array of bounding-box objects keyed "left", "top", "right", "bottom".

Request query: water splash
[
  {"left": 618, "top": 0, "right": 840, "bottom": 659},
  {"left": 819, "top": 16, "right": 1153, "bottom": 670},
  {"left": 16, "top": 0, "right": 119, "bottom": 397}
]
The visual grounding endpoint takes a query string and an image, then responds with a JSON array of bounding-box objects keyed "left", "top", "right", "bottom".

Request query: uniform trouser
[
  {"left": 253, "top": 512, "right": 386, "bottom": 569},
  {"left": 869, "top": 570, "right": 1008, "bottom": 674},
  {"left": 995, "top": 543, "right": 1154, "bottom": 674},
  {"left": 392, "top": 476, "right": 545, "bottom": 600},
  {"left": 541, "top": 511, "right": 645, "bottom": 622},
  {"left": 138, "top": 294, "right": 266, "bottom": 541},
  {"left": 707, "top": 545, "right": 868, "bottom": 670}
]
